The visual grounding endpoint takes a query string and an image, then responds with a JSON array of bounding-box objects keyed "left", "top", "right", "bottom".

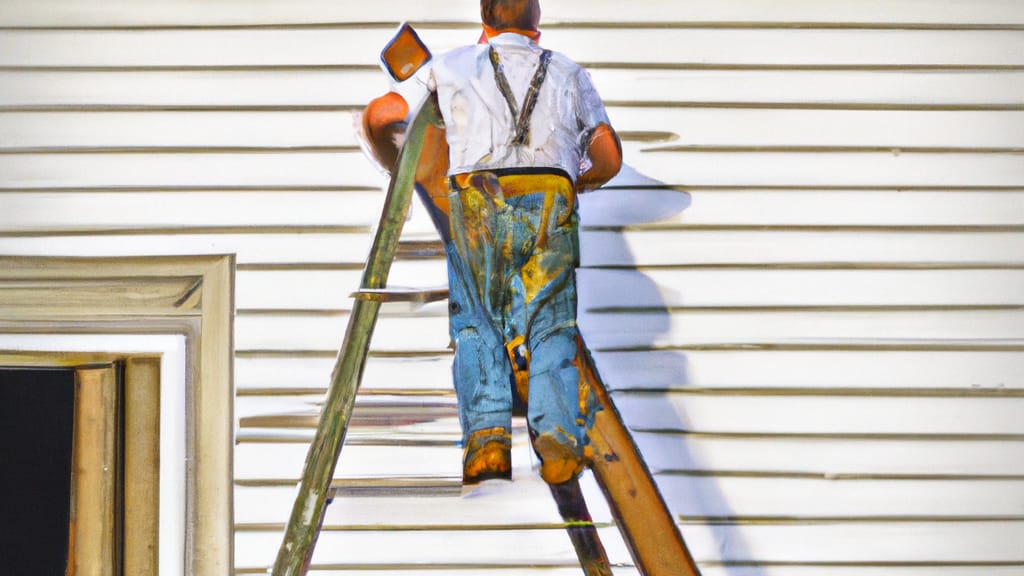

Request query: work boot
[
  {"left": 463, "top": 426, "right": 512, "bottom": 484},
  {"left": 533, "top": 431, "right": 585, "bottom": 485}
]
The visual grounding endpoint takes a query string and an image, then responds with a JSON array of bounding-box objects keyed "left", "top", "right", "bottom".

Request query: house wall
[{"left": 1, "top": 1, "right": 1023, "bottom": 574}]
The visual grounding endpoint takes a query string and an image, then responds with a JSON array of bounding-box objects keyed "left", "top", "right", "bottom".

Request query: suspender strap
[
  {"left": 488, "top": 47, "right": 519, "bottom": 128},
  {"left": 514, "top": 49, "right": 552, "bottom": 146},
  {"left": 488, "top": 46, "right": 553, "bottom": 147}
]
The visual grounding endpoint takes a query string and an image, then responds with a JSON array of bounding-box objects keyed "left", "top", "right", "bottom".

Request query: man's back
[{"left": 430, "top": 32, "right": 611, "bottom": 182}]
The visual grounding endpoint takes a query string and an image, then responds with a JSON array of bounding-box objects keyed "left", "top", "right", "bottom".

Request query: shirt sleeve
[
  {"left": 574, "top": 66, "right": 611, "bottom": 133},
  {"left": 572, "top": 65, "right": 611, "bottom": 174}
]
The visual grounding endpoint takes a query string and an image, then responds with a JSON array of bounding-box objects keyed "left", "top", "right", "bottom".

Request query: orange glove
[{"left": 361, "top": 91, "right": 410, "bottom": 173}]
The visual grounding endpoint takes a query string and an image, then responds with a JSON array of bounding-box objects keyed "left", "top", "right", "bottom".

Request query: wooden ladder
[{"left": 270, "top": 94, "right": 701, "bottom": 576}]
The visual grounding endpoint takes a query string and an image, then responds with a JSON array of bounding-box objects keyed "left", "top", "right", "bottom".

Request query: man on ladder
[
  {"left": 364, "top": 0, "right": 623, "bottom": 488},
  {"left": 354, "top": 3, "right": 699, "bottom": 574},
  {"left": 276, "top": 3, "right": 698, "bottom": 574}
]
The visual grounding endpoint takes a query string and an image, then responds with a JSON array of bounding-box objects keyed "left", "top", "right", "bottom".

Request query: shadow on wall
[{"left": 578, "top": 163, "right": 762, "bottom": 575}]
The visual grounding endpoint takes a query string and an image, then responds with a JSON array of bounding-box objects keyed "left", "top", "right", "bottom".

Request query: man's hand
[{"left": 360, "top": 91, "right": 410, "bottom": 173}]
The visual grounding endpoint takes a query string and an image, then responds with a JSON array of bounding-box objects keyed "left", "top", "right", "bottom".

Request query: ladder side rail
[
  {"left": 581, "top": 340, "right": 703, "bottom": 576},
  {"left": 270, "top": 96, "right": 438, "bottom": 576}
]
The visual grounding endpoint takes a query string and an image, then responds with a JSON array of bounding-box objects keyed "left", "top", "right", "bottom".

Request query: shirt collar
[{"left": 488, "top": 32, "right": 538, "bottom": 47}]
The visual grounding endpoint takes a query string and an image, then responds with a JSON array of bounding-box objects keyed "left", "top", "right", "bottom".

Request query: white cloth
[{"left": 429, "top": 33, "right": 610, "bottom": 182}]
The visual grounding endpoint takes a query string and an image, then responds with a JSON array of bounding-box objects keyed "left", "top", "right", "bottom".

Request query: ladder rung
[
  {"left": 328, "top": 476, "right": 462, "bottom": 497},
  {"left": 351, "top": 286, "right": 449, "bottom": 303},
  {"left": 396, "top": 239, "right": 446, "bottom": 260}
]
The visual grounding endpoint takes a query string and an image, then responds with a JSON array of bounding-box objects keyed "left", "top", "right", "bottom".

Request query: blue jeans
[{"left": 445, "top": 170, "right": 600, "bottom": 482}]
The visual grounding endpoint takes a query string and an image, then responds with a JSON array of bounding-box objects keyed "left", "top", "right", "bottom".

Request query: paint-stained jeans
[{"left": 446, "top": 170, "right": 600, "bottom": 484}]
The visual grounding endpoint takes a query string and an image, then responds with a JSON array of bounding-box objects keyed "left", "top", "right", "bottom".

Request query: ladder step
[
  {"left": 328, "top": 476, "right": 463, "bottom": 497},
  {"left": 352, "top": 286, "right": 449, "bottom": 303},
  {"left": 396, "top": 239, "right": 446, "bottom": 260}
]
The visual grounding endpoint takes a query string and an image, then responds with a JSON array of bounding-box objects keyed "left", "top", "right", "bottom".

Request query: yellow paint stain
[{"left": 521, "top": 255, "right": 564, "bottom": 303}]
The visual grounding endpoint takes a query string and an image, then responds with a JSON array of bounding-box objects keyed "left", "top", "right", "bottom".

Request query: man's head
[{"left": 480, "top": 0, "right": 541, "bottom": 33}]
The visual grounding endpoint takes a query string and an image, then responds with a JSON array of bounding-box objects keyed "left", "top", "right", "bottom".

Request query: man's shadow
[{"left": 577, "top": 163, "right": 761, "bottom": 574}]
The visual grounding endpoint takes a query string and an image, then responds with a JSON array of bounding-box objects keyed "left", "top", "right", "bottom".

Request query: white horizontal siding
[
  {"left": 583, "top": 309, "right": 1024, "bottom": 348},
  {"left": 5, "top": 110, "right": 1024, "bottom": 148},
  {"left": 694, "top": 570, "right": 1024, "bottom": 576},
  {"left": 235, "top": 267, "right": 1024, "bottom": 310},
  {"left": 1, "top": 1, "right": 1022, "bottom": 574},
  {"left": 5, "top": 230, "right": 1021, "bottom": 266},
  {"left": 581, "top": 230, "right": 1024, "bottom": 266},
  {"left": 7, "top": 70, "right": 1023, "bottom": 108},
  {"left": 235, "top": 349, "right": 1024, "bottom": 392},
  {"left": 0, "top": 152, "right": 380, "bottom": 188},
  {"left": 591, "top": 349, "right": 1024, "bottom": 390},
  {"left": 249, "top": 567, "right": 1024, "bottom": 576},
  {"left": 0, "top": 191, "right": 384, "bottom": 230},
  {"left": 234, "top": 443, "right": 461, "bottom": 481},
  {"left": 634, "top": 434, "right": 1024, "bottom": 476},
  {"left": 578, "top": 268, "right": 1024, "bottom": 308},
  {"left": 7, "top": 151, "right": 1022, "bottom": 189},
  {"left": 2, "top": 0, "right": 1023, "bottom": 26},
  {"left": 601, "top": 109, "right": 1024, "bottom": 147},
  {"left": 230, "top": 310, "right": 1024, "bottom": 352},
  {"left": 234, "top": 474, "right": 588, "bottom": 527},
  {"left": 236, "top": 356, "right": 453, "bottom": 391},
  {"left": 297, "top": 571, "right": 642, "bottom": 576},
  {"left": 6, "top": 189, "right": 1024, "bottom": 231},
  {"left": 0, "top": 111, "right": 365, "bottom": 148},
  {"left": 658, "top": 476, "right": 1024, "bottom": 518},
  {"left": 233, "top": 521, "right": 1024, "bottom": 565},
  {"left": 234, "top": 527, "right": 634, "bottom": 569},
  {"left": 613, "top": 395, "right": 1024, "bottom": 436},
  {"left": 622, "top": 152, "right": 1024, "bottom": 187},
  {"left": 232, "top": 427, "right": 1024, "bottom": 479},
  {"left": 4, "top": 28, "right": 1024, "bottom": 67}
]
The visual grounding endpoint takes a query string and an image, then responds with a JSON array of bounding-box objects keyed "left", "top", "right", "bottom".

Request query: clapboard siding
[
  {"left": 6, "top": 110, "right": 1024, "bottom": 148},
  {"left": 296, "top": 571, "right": 643, "bottom": 576},
  {"left": 7, "top": 70, "right": 1024, "bottom": 107},
  {"left": 2, "top": 1, "right": 1023, "bottom": 575},
  {"left": 235, "top": 443, "right": 461, "bottom": 481},
  {"left": 578, "top": 268, "right": 1024, "bottom": 308},
  {"left": 582, "top": 230, "right": 1024, "bottom": 266},
  {"left": 230, "top": 309, "right": 1024, "bottom": 352},
  {"left": 236, "top": 349, "right": 1024, "bottom": 391},
  {"left": 231, "top": 429, "right": 1024, "bottom": 480},
  {"left": 590, "top": 349, "right": 1024, "bottom": 390},
  {"left": 6, "top": 151, "right": 1023, "bottom": 188},
  {"left": 7, "top": 189, "right": 1024, "bottom": 229},
  {"left": 696, "top": 570, "right": 1024, "bottom": 576},
  {"left": 4, "top": 28, "right": 1024, "bottom": 67},
  {"left": 234, "top": 393, "right": 1024, "bottom": 437},
  {"left": 236, "top": 356, "right": 453, "bottom": 391},
  {"left": 233, "top": 518, "right": 1024, "bottom": 566},
  {"left": 0, "top": 191, "right": 383, "bottom": 229},
  {"left": 612, "top": 395, "right": 1024, "bottom": 436},
  {"left": 601, "top": 109, "right": 1024, "bottom": 147},
  {"left": 658, "top": 476, "right": 1024, "bottom": 518},
  {"left": 249, "top": 517, "right": 1024, "bottom": 560},
  {"left": 4, "top": 230, "right": 1023, "bottom": 266},
  {"left": 623, "top": 152, "right": 1024, "bottom": 187},
  {"left": 634, "top": 434, "right": 1024, "bottom": 476},
  {"left": 2, "top": 0, "right": 1023, "bottom": 26},
  {"left": 0, "top": 152, "right": 380, "bottom": 188},
  {"left": 236, "top": 267, "right": 1024, "bottom": 311},
  {"left": 305, "top": 568, "right": 1023, "bottom": 576}
]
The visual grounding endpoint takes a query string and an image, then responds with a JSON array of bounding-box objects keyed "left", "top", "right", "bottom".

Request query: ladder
[{"left": 269, "top": 97, "right": 701, "bottom": 576}]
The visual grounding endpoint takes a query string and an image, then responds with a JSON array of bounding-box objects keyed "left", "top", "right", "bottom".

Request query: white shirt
[{"left": 430, "top": 33, "right": 611, "bottom": 182}]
